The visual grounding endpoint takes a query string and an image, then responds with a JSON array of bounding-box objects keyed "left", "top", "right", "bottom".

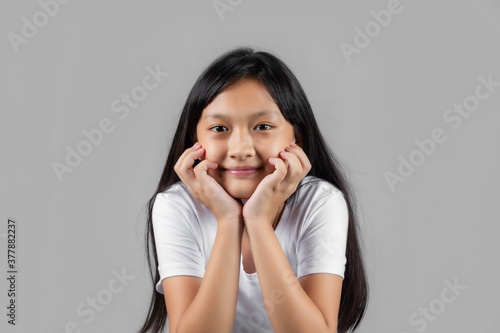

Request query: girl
[{"left": 139, "top": 47, "right": 368, "bottom": 333}]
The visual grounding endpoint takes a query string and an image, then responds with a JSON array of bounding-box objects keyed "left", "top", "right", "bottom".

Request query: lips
[{"left": 223, "top": 166, "right": 262, "bottom": 176}]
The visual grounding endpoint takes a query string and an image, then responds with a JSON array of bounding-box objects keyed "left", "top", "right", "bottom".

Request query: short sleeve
[
  {"left": 296, "top": 192, "right": 349, "bottom": 280},
  {"left": 152, "top": 191, "right": 205, "bottom": 294}
]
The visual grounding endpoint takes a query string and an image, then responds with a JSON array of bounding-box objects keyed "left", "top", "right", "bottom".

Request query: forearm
[
  {"left": 177, "top": 220, "right": 243, "bottom": 333},
  {"left": 245, "top": 222, "right": 330, "bottom": 333}
]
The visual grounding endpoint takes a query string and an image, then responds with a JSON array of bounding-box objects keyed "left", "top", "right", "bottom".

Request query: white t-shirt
[{"left": 152, "top": 175, "right": 349, "bottom": 332}]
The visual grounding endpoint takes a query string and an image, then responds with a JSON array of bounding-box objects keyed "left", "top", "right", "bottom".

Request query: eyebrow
[{"left": 202, "top": 110, "right": 279, "bottom": 120}]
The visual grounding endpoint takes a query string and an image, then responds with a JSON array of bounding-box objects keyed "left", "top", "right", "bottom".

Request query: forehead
[{"left": 200, "top": 78, "right": 284, "bottom": 121}]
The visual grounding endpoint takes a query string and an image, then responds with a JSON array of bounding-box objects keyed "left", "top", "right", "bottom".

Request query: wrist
[
  {"left": 243, "top": 217, "right": 274, "bottom": 233},
  {"left": 217, "top": 216, "right": 243, "bottom": 230},
  {"left": 244, "top": 203, "right": 284, "bottom": 231}
]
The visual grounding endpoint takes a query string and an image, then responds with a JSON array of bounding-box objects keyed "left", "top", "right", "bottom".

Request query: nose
[{"left": 228, "top": 128, "right": 255, "bottom": 160}]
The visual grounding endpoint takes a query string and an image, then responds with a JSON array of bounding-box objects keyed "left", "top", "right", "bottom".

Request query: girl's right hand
[{"left": 174, "top": 142, "right": 242, "bottom": 223}]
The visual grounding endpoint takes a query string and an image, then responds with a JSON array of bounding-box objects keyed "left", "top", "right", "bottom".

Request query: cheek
[
  {"left": 262, "top": 139, "right": 289, "bottom": 158},
  {"left": 261, "top": 127, "right": 294, "bottom": 154},
  {"left": 259, "top": 134, "right": 294, "bottom": 170},
  {"left": 259, "top": 144, "right": 283, "bottom": 173},
  {"left": 200, "top": 142, "right": 223, "bottom": 162}
]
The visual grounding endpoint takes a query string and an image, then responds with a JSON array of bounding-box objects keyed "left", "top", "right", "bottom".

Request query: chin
[
  {"left": 227, "top": 189, "right": 253, "bottom": 200},
  {"left": 225, "top": 185, "right": 257, "bottom": 200}
]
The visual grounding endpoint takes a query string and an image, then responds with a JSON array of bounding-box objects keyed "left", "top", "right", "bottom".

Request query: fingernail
[
  {"left": 291, "top": 141, "right": 297, "bottom": 147},
  {"left": 193, "top": 142, "right": 200, "bottom": 148}
]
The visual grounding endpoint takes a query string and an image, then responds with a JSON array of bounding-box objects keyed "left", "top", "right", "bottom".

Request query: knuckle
[
  {"left": 205, "top": 182, "right": 218, "bottom": 198},
  {"left": 193, "top": 162, "right": 205, "bottom": 174}
]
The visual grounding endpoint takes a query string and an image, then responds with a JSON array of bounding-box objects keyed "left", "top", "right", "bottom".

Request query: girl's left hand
[{"left": 243, "top": 142, "right": 311, "bottom": 226}]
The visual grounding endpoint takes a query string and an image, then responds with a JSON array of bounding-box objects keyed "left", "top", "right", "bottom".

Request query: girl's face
[{"left": 195, "top": 78, "right": 295, "bottom": 201}]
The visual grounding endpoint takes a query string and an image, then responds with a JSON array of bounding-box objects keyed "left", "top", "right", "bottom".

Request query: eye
[
  {"left": 255, "top": 124, "right": 272, "bottom": 131},
  {"left": 210, "top": 125, "right": 228, "bottom": 133}
]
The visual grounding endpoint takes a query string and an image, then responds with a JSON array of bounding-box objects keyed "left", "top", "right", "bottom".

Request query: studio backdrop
[{"left": 1, "top": 0, "right": 499, "bottom": 332}]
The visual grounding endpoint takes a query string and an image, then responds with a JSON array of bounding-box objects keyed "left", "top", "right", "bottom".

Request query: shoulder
[
  {"left": 288, "top": 176, "right": 348, "bottom": 230},
  {"left": 153, "top": 181, "right": 207, "bottom": 221},
  {"left": 155, "top": 181, "right": 191, "bottom": 204},
  {"left": 155, "top": 181, "right": 200, "bottom": 208},
  {"left": 152, "top": 182, "right": 217, "bottom": 240},
  {"left": 293, "top": 175, "right": 345, "bottom": 205}
]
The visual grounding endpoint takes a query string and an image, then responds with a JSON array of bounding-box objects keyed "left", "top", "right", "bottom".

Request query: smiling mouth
[{"left": 223, "top": 167, "right": 262, "bottom": 176}]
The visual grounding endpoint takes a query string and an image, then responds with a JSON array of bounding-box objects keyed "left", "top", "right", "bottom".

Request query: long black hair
[{"left": 138, "top": 47, "right": 368, "bottom": 333}]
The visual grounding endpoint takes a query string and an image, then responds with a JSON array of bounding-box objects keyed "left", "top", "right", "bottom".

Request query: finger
[
  {"left": 193, "top": 160, "right": 220, "bottom": 198},
  {"left": 193, "top": 159, "right": 218, "bottom": 178},
  {"left": 176, "top": 142, "right": 201, "bottom": 163},
  {"left": 285, "top": 142, "right": 311, "bottom": 176},
  {"left": 279, "top": 150, "right": 303, "bottom": 187},
  {"left": 175, "top": 145, "right": 205, "bottom": 183},
  {"left": 175, "top": 145, "right": 204, "bottom": 172},
  {"left": 267, "top": 157, "right": 288, "bottom": 186}
]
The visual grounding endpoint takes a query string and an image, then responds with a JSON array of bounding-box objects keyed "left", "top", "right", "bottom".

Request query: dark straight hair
[{"left": 138, "top": 47, "right": 368, "bottom": 333}]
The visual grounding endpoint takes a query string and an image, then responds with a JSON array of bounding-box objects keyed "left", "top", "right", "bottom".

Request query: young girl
[{"left": 139, "top": 48, "right": 368, "bottom": 333}]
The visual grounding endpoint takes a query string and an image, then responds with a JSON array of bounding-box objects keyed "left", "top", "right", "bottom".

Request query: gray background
[{"left": 1, "top": 0, "right": 499, "bottom": 332}]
